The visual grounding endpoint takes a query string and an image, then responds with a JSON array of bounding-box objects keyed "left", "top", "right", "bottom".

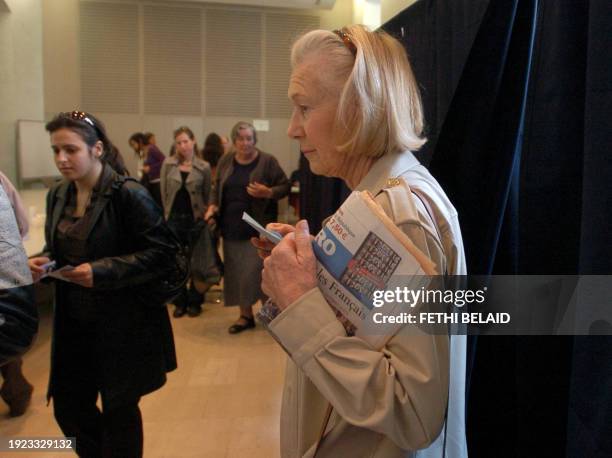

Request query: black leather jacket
[{"left": 44, "top": 164, "right": 178, "bottom": 409}]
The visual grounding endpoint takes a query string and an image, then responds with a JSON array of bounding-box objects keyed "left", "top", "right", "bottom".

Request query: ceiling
[{"left": 156, "top": 0, "right": 336, "bottom": 9}]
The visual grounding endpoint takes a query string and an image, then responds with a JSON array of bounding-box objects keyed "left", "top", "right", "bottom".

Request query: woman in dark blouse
[
  {"left": 205, "top": 121, "right": 289, "bottom": 333},
  {"left": 160, "top": 126, "right": 211, "bottom": 318},
  {"left": 28, "top": 111, "right": 178, "bottom": 458}
]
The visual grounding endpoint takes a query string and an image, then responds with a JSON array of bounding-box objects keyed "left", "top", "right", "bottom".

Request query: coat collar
[
  {"left": 355, "top": 150, "right": 421, "bottom": 196},
  {"left": 164, "top": 154, "right": 208, "bottom": 173},
  {"left": 49, "top": 164, "right": 118, "bottom": 247}
]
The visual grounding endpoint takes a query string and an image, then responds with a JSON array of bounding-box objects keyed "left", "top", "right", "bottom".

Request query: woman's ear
[{"left": 93, "top": 140, "right": 104, "bottom": 158}]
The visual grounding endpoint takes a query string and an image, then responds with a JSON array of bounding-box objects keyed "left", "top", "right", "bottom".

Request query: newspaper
[
  {"left": 312, "top": 190, "right": 436, "bottom": 349},
  {"left": 255, "top": 190, "right": 437, "bottom": 349}
]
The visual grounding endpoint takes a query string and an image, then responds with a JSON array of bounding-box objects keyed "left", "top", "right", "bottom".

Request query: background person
[
  {"left": 28, "top": 111, "right": 178, "bottom": 457},
  {"left": 200, "top": 132, "right": 226, "bottom": 282},
  {"left": 142, "top": 132, "right": 165, "bottom": 207},
  {"left": 205, "top": 121, "right": 289, "bottom": 334},
  {"left": 220, "top": 135, "right": 231, "bottom": 154},
  {"left": 253, "top": 26, "right": 467, "bottom": 457},
  {"left": 201, "top": 132, "right": 225, "bottom": 179},
  {"left": 144, "top": 131, "right": 157, "bottom": 147},
  {"left": 0, "top": 172, "right": 38, "bottom": 417},
  {"left": 160, "top": 126, "right": 211, "bottom": 318},
  {"left": 129, "top": 132, "right": 165, "bottom": 207},
  {"left": 128, "top": 132, "right": 147, "bottom": 180}
]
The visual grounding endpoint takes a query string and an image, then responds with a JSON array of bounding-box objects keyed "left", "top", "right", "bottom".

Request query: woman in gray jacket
[{"left": 160, "top": 126, "right": 211, "bottom": 317}]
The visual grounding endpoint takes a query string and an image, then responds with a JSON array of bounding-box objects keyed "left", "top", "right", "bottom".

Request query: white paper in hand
[
  {"left": 241, "top": 212, "right": 283, "bottom": 245},
  {"left": 45, "top": 265, "right": 76, "bottom": 281}
]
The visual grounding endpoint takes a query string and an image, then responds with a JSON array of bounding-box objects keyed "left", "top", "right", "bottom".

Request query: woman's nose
[{"left": 287, "top": 112, "right": 303, "bottom": 139}]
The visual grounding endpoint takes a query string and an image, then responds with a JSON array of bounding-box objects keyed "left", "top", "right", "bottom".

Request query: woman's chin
[
  {"left": 306, "top": 158, "right": 323, "bottom": 176},
  {"left": 308, "top": 162, "right": 335, "bottom": 179}
]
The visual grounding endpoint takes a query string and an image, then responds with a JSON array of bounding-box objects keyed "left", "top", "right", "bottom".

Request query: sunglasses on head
[
  {"left": 61, "top": 110, "right": 97, "bottom": 129},
  {"left": 61, "top": 110, "right": 104, "bottom": 138}
]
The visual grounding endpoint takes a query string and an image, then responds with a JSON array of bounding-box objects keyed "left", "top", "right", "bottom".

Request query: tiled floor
[{"left": 0, "top": 293, "right": 285, "bottom": 458}]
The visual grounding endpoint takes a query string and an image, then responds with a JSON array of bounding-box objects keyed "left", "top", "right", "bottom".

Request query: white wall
[
  {"left": 381, "top": 0, "right": 417, "bottom": 24},
  {"left": 42, "top": 0, "right": 79, "bottom": 113},
  {"left": 0, "top": 0, "right": 44, "bottom": 185},
  {"left": 353, "top": 0, "right": 381, "bottom": 30},
  {"left": 42, "top": 0, "right": 354, "bottom": 179},
  {"left": 319, "top": 0, "right": 353, "bottom": 30}
]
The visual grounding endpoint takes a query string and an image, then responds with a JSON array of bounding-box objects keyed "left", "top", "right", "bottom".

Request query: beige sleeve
[{"left": 268, "top": 286, "right": 449, "bottom": 450}]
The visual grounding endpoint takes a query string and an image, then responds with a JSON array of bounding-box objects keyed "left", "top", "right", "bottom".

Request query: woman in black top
[
  {"left": 160, "top": 127, "right": 212, "bottom": 318},
  {"left": 205, "top": 122, "right": 289, "bottom": 333},
  {"left": 28, "top": 111, "right": 178, "bottom": 458}
]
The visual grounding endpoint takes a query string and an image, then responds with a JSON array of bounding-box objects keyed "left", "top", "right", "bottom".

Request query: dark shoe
[
  {"left": 186, "top": 304, "right": 202, "bottom": 317},
  {"left": 228, "top": 316, "right": 255, "bottom": 334},
  {"left": 173, "top": 305, "right": 187, "bottom": 318},
  {"left": 0, "top": 380, "right": 33, "bottom": 417}
]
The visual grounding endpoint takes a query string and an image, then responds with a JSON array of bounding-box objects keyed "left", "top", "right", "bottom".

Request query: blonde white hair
[{"left": 291, "top": 25, "right": 426, "bottom": 158}]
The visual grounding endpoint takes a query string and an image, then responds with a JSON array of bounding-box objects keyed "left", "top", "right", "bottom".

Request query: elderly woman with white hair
[
  {"left": 206, "top": 121, "right": 290, "bottom": 333},
  {"left": 253, "top": 26, "right": 467, "bottom": 458}
]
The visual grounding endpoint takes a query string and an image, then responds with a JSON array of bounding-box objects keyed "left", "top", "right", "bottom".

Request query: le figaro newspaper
[
  {"left": 312, "top": 190, "right": 437, "bottom": 349},
  {"left": 258, "top": 188, "right": 438, "bottom": 350}
]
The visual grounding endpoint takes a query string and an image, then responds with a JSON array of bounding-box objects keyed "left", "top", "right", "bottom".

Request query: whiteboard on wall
[{"left": 17, "top": 120, "right": 59, "bottom": 183}]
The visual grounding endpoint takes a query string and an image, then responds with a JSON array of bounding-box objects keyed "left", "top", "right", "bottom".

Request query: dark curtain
[
  {"left": 427, "top": 2, "right": 549, "bottom": 456},
  {"left": 383, "top": 0, "right": 612, "bottom": 457},
  {"left": 298, "top": 153, "right": 350, "bottom": 235},
  {"left": 568, "top": 0, "right": 612, "bottom": 455},
  {"left": 383, "top": 0, "right": 489, "bottom": 166}
]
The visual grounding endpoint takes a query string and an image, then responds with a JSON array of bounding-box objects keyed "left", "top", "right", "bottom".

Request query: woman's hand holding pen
[
  {"left": 251, "top": 223, "right": 296, "bottom": 259},
  {"left": 261, "top": 220, "right": 317, "bottom": 310}
]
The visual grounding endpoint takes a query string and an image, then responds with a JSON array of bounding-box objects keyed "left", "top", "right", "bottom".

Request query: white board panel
[{"left": 17, "top": 120, "right": 58, "bottom": 182}]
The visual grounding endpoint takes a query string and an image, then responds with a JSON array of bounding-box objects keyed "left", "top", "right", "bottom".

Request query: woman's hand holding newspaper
[{"left": 261, "top": 220, "right": 317, "bottom": 310}]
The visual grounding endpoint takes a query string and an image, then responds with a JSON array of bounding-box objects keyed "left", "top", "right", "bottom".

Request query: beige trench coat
[{"left": 268, "top": 151, "right": 468, "bottom": 458}]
